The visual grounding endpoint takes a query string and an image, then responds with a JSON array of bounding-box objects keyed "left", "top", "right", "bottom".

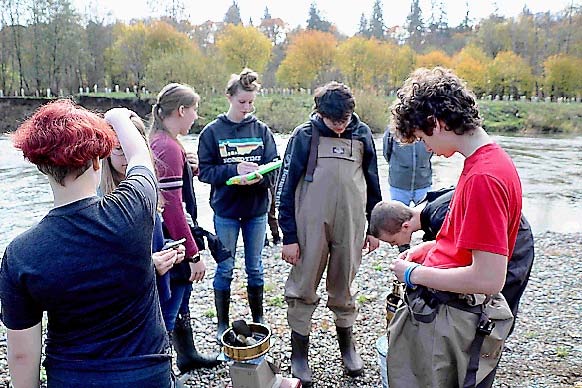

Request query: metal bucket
[
  {"left": 376, "top": 335, "right": 389, "bottom": 388},
  {"left": 221, "top": 323, "right": 271, "bottom": 361}
]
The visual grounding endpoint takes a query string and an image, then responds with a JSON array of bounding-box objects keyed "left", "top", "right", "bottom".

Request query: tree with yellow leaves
[
  {"left": 487, "top": 51, "right": 534, "bottom": 97},
  {"left": 276, "top": 30, "right": 337, "bottom": 89},
  {"left": 416, "top": 50, "right": 453, "bottom": 69},
  {"left": 107, "top": 21, "right": 197, "bottom": 90},
  {"left": 336, "top": 36, "right": 384, "bottom": 89},
  {"left": 216, "top": 24, "right": 272, "bottom": 74},
  {"left": 453, "top": 45, "right": 490, "bottom": 95},
  {"left": 543, "top": 54, "right": 582, "bottom": 98}
]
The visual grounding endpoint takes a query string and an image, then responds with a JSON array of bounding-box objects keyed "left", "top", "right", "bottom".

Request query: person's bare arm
[
  {"left": 391, "top": 250, "right": 507, "bottom": 295},
  {"left": 105, "top": 108, "right": 154, "bottom": 175},
  {"left": 7, "top": 322, "right": 42, "bottom": 388}
]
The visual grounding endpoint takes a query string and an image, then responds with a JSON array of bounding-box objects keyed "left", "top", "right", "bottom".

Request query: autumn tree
[
  {"left": 474, "top": 15, "right": 512, "bottom": 58},
  {"left": 108, "top": 21, "right": 195, "bottom": 92},
  {"left": 386, "top": 43, "right": 416, "bottom": 91},
  {"left": 336, "top": 36, "right": 386, "bottom": 90},
  {"left": 336, "top": 36, "right": 371, "bottom": 89},
  {"left": 487, "top": 51, "right": 534, "bottom": 97},
  {"left": 84, "top": 19, "right": 114, "bottom": 89},
  {"left": 416, "top": 50, "right": 452, "bottom": 69},
  {"left": 216, "top": 24, "right": 272, "bottom": 74},
  {"left": 453, "top": 45, "right": 490, "bottom": 95},
  {"left": 276, "top": 30, "right": 336, "bottom": 88},
  {"left": 543, "top": 54, "right": 582, "bottom": 98}
]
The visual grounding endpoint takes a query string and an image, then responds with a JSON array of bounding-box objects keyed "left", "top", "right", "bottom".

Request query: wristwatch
[{"left": 187, "top": 254, "right": 200, "bottom": 263}]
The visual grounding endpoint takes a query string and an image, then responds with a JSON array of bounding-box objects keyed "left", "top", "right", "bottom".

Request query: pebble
[{"left": 0, "top": 231, "right": 580, "bottom": 387}]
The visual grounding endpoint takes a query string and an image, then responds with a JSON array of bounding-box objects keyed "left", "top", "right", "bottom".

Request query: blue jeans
[
  {"left": 390, "top": 186, "right": 431, "bottom": 206},
  {"left": 213, "top": 213, "right": 267, "bottom": 291},
  {"left": 160, "top": 282, "right": 192, "bottom": 332}
]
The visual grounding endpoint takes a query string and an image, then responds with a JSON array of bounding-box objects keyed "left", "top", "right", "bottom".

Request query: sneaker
[{"left": 264, "top": 236, "right": 270, "bottom": 247}]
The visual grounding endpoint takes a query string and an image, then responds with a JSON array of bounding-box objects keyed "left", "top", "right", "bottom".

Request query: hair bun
[{"left": 239, "top": 68, "right": 258, "bottom": 88}]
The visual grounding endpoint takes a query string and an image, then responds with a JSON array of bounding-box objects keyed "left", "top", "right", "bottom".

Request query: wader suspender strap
[
  {"left": 462, "top": 308, "right": 495, "bottom": 388},
  {"left": 304, "top": 125, "right": 320, "bottom": 182}
]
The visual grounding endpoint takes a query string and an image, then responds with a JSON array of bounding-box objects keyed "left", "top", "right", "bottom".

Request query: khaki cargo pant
[{"left": 285, "top": 137, "right": 367, "bottom": 336}]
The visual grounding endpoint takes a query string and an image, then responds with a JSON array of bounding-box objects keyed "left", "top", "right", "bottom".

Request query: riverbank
[
  {"left": 1, "top": 94, "right": 582, "bottom": 135},
  {"left": 1, "top": 231, "right": 579, "bottom": 387}
]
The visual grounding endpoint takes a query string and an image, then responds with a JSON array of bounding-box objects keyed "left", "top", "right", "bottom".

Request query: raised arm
[
  {"left": 7, "top": 323, "right": 42, "bottom": 388},
  {"left": 104, "top": 108, "right": 154, "bottom": 175}
]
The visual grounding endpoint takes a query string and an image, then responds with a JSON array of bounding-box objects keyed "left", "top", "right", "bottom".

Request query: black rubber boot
[
  {"left": 172, "top": 311, "right": 221, "bottom": 373},
  {"left": 336, "top": 326, "right": 364, "bottom": 377},
  {"left": 247, "top": 285, "right": 264, "bottom": 324},
  {"left": 214, "top": 289, "right": 230, "bottom": 344},
  {"left": 291, "top": 331, "right": 313, "bottom": 387},
  {"left": 167, "top": 331, "right": 186, "bottom": 388}
]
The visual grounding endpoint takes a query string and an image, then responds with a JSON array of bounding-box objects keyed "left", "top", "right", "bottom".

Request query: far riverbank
[{"left": 1, "top": 94, "right": 582, "bottom": 135}]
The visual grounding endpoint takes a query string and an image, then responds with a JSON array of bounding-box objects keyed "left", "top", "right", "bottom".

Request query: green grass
[
  {"left": 373, "top": 262, "right": 383, "bottom": 271},
  {"left": 524, "top": 331, "right": 537, "bottom": 339},
  {"left": 204, "top": 308, "right": 216, "bottom": 318},
  {"left": 77, "top": 92, "right": 140, "bottom": 99},
  {"left": 556, "top": 346, "right": 569, "bottom": 358},
  {"left": 268, "top": 295, "right": 285, "bottom": 308},
  {"left": 480, "top": 100, "right": 582, "bottom": 133},
  {"left": 357, "top": 294, "right": 370, "bottom": 304},
  {"left": 263, "top": 283, "right": 275, "bottom": 293}
]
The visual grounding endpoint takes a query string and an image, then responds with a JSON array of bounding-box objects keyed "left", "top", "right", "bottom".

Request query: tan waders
[
  {"left": 387, "top": 287, "right": 514, "bottom": 387},
  {"left": 285, "top": 136, "right": 367, "bottom": 383}
]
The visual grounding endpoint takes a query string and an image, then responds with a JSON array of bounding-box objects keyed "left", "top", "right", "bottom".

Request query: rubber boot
[
  {"left": 214, "top": 289, "right": 230, "bottom": 344},
  {"left": 172, "top": 311, "right": 221, "bottom": 373},
  {"left": 247, "top": 285, "right": 264, "bottom": 324},
  {"left": 167, "top": 331, "right": 186, "bottom": 388},
  {"left": 291, "top": 331, "right": 313, "bottom": 387},
  {"left": 336, "top": 326, "right": 364, "bottom": 377}
]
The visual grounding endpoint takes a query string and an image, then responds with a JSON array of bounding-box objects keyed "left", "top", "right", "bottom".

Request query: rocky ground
[{"left": 0, "top": 232, "right": 580, "bottom": 387}]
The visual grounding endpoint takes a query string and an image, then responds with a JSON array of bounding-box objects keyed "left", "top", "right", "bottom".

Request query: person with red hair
[{"left": 0, "top": 100, "right": 173, "bottom": 387}]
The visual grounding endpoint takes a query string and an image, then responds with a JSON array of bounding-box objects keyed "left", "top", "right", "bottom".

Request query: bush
[
  {"left": 353, "top": 90, "right": 390, "bottom": 133},
  {"left": 255, "top": 94, "right": 312, "bottom": 133}
]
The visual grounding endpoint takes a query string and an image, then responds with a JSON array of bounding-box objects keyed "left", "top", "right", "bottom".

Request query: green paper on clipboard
[{"left": 226, "top": 159, "right": 282, "bottom": 186}]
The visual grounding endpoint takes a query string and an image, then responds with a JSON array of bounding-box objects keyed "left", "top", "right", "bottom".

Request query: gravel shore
[{"left": 1, "top": 231, "right": 580, "bottom": 387}]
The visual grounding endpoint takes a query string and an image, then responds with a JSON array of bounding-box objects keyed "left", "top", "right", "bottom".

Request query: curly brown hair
[{"left": 390, "top": 67, "right": 482, "bottom": 143}]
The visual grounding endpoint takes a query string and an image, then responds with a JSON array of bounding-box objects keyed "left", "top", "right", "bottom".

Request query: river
[{"left": 1, "top": 133, "right": 581, "bottom": 253}]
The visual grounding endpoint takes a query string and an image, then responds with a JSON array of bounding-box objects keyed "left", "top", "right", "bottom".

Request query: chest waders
[
  {"left": 387, "top": 286, "right": 514, "bottom": 388},
  {"left": 285, "top": 128, "right": 367, "bottom": 385}
]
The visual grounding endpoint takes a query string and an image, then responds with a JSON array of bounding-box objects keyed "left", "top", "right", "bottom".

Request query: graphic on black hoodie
[{"left": 219, "top": 137, "right": 263, "bottom": 159}]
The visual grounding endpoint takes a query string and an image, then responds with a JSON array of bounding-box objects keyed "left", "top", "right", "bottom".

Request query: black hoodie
[
  {"left": 276, "top": 112, "right": 382, "bottom": 245},
  {"left": 198, "top": 113, "right": 279, "bottom": 219}
]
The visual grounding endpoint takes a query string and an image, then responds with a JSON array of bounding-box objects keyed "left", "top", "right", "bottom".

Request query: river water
[{"left": 1, "top": 133, "right": 581, "bottom": 253}]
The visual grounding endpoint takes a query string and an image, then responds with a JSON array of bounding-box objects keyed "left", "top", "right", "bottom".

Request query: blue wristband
[{"left": 404, "top": 263, "right": 421, "bottom": 289}]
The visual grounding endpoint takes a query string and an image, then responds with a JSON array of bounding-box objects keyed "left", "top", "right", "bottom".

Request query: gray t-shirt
[{"left": 0, "top": 166, "right": 169, "bottom": 372}]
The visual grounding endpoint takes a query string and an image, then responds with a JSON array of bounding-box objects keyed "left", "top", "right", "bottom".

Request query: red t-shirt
[{"left": 424, "top": 143, "right": 522, "bottom": 269}]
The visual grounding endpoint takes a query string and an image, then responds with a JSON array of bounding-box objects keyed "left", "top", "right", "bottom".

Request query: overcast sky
[{"left": 74, "top": 0, "right": 579, "bottom": 35}]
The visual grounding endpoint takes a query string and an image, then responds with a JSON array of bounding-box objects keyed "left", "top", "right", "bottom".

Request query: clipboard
[{"left": 226, "top": 159, "right": 282, "bottom": 186}]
